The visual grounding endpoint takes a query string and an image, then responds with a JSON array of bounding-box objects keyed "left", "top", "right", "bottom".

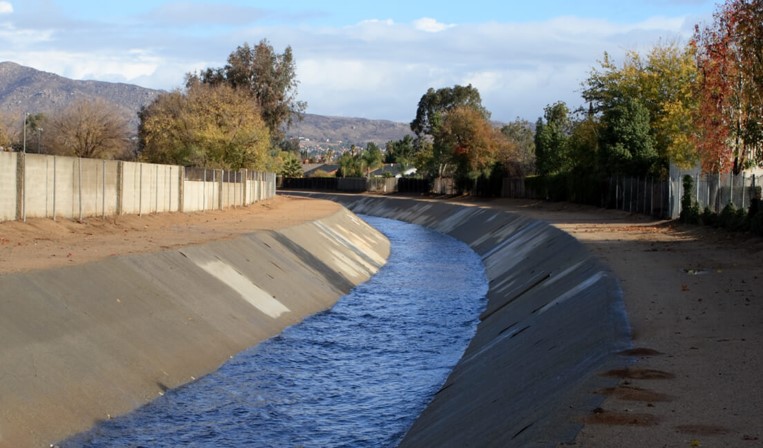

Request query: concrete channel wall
[
  {"left": 296, "top": 193, "right": 632, "bottom": 448},
  {"left": 0, "top": 207, "right": 389, "bottom": 448}
]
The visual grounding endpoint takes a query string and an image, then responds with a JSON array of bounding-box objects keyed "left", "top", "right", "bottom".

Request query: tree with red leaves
[{"left": 693, "top": 0, "right": 763, "bottom": 174}]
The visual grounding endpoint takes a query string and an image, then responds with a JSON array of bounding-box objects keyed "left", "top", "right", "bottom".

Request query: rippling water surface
[{"left": 63, "top": 216, "right": 487, "bottom": 448}]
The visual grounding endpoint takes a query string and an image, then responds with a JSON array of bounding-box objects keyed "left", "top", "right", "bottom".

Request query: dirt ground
[
  {"left": 1, "top": 194, "right": 762, "bottom": 447},
  {"left": 0, "top": 195, "right": 340, "bottom": 274}
]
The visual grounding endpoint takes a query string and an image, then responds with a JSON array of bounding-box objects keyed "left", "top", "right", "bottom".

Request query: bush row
[{"left": 680, "top": 175, "right": 763, "bottom": 236}]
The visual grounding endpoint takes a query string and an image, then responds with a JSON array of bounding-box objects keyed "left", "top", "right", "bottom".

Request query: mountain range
[{"left": 0, "top": 61, "right": 411, "bottom": 146}]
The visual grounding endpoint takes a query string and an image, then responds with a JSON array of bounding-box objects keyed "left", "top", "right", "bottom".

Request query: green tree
[
  {"left": 361, "top": 142, "right": 383, "bottom": 177},
  {"left": 410, "top": 85, "right": 492, "bottom": 179},
  {"left": 279, "top": 151, "right": 303, "bottom": 177},
  {"left": 384, "top": 134, "right": 416, "bottom": 164},
  {"left": 190, "top": 39, "right": 306, "bottom": 145},
  {"left": 337, "top": 147, "right": 364, "bottom": 177},
  {"left": 410, "top": 84, "right": 489, "bottom": 139},
  {"left": 599, "top": 97, "right": 657, "bottom": 175},
  {"left": 279, "top": 137, "right": 301, "bottom": 154},
  {"left": 567, "top": 109, "right": 601, "bottom": 176},
  {"left": 583, "top": 43, "right": 699, "bottom": 172},
  {"left": 534, "top": 101, "right": 572, "bottom": 176}
]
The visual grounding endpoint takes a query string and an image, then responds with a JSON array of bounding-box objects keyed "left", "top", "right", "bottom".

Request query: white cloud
[
  {"left": 5, "top": 50, "right": 163, "bottom": 87},
  {"left": 0, "top": 2, "right": 12, "bottom": 15},
  {"left": 0, "top": 3, "right": 708, "bottom": 122},
  {"left": 413, "top": 17, "right": 454, "bottom": 33},
  {"left": 0, "top": 23, "right": 54, "bottom": 46}
]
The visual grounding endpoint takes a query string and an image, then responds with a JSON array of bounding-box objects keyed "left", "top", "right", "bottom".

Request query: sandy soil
[
  {"left": 2, "top": 194, "right": 761, "bottom": 446},
  {"left": 0, "top": 195, "right": 340, "bottom": 274}
]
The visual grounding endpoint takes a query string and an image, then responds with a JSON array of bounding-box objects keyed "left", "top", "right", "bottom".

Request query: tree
[
  {"left": 410, "top": 84, "right": 489, "bottom": 139},
  {"left": 361, "top": 142, "right": 383, "bottom": 177},
  {"left": 566, "top": 110, "right": 601, "bottom": 176},
  {"left": 534, "top": 102, "right": 572, "bottom": 176},
  {"left": 437, "top": 105, "right": 507, "bottom": 186},
  {"left": 599, "top": 97, "right": 657, "bottom": 175},
  {"left": 47, "top": 99, "right": 129, "bottom": 159},
  {"left": 384, "top": 134, "right": 416, "bottom": 164},
  {"left": 279, "top": 151, "right": 303, "bottom": 177},
  {"left": 0, "top": 113, "right": 15, "bottom": 151},
  {"left": 693, "top": 0, "right": 763, "bottom": 173},
  {"left": 500, "top": 119, "right": 536, "bottom": 176},
  {"left": 190, "top": 40, "right": 307, "bottom": 145},
  {"left": 139, "top": 82, "right": 271, "bottom": 170},
  {"left": 337, "top": 147, "right": 364, "bottom": 177},
  {"left": 410, "top": 85, "right": 492, "bottom": 179},
  {"left": 583, "top": 43, "right": 699, "bottom": 173}
]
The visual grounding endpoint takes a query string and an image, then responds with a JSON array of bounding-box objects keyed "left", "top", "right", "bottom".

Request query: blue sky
[{"left": 0, "top": 0, "right": 717, "bottom": 123}]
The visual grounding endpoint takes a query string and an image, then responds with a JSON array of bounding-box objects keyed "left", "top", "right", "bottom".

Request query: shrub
[
  {"left": 718, "top": 203, "right": 748, "bottom": 231},
  {"left": 700, "top": 206, "right": 717, "bottom": 227},
  {"left": 680, "top": 175, "right": 700, "bottom": 224},
  {"left": 750, "top": 208, "right": 763, "bottom": 236}
]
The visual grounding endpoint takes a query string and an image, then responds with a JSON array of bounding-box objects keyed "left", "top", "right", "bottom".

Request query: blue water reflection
[{"left": 63, "top": 216, "right": 487, "bottom": 448}]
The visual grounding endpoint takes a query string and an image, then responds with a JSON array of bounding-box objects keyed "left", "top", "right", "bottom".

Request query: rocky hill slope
[{"left": 0, "top": 61, "right": 410, "bottom": 145}]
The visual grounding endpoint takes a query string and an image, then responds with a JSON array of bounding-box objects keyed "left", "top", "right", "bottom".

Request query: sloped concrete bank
[
  {"left": 292, "top": 193, "right": 632, "bottom": 448},
  {"left": 0, "top": 208, "right": 389, "bottom": 448}
]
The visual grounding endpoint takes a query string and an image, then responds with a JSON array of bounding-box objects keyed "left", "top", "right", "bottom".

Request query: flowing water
[{"left": 62, "top": 216, "right": 488, "bottom": 448}]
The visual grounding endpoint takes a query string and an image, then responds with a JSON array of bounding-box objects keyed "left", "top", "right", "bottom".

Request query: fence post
[
  {"left": 53, "top": 155, "right": 57, "bottom": 221},
  {"left": 77, "top": 158, "right": 83, "bottom": 222},
  {"left": 166, "top": 166, "right": 170, "bottom": 212},
  {"left": 154, "top": 164, "right": 159, "bottom": 213},
  {"left": 116, "top": 161, "right": 124, "bottom": 216},
  {"left": 242, "top": 169, "right": 247, "bottom": 205},
  {"left": 178, "top": 166, "right": 184, "bottom": 213},
  {"left": 216, "top": 169, "right": 222, "bottom": 210},
  {"left": 101, "top": 160, "right": 106, "bottom": 218},
  {"left": 45, "top": 157, "right": 49, "bottom": 218},
  {"left": 15, "top": 152, "right": 24, "bottom": 222}
]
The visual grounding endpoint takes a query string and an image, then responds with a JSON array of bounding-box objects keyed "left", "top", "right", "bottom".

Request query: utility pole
[{"left": 22, "top": 112, "right": 29, "bottom": 153}]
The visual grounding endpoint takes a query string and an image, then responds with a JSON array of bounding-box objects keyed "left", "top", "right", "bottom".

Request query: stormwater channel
[{"left": 62, "top": 216, "right": 488, "bottom": 447}]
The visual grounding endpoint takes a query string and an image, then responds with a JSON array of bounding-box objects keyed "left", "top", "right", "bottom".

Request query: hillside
[
  {"left": 290, "top": 113, "right": 411, "bottom": 146},
  {"left": 0, "top": 61, "right": 411, "bottom": 145},
  {"left": 0, "top": 61, "right": 162, "bottom": 129}
]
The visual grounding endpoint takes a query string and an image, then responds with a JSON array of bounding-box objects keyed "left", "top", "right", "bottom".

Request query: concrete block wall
[
  {"left": 183, "top": 180, "right": 217, "bottom": 212},
  {"left": 295, "top": 194, "right": 632, "bottom": 448},
  {"left": 0, "top": 152, "right": 17, "bottom": 221},
  {"left": 121, "top": 161, "right": 180, "bottom": 216},
  {"left": 0, "top": 153, "right": 276, "bottom": 222}
]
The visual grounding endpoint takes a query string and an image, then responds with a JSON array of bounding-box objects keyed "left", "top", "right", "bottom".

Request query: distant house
[{"left": 370, "top": 163, "right": 417, "bottom": 178}]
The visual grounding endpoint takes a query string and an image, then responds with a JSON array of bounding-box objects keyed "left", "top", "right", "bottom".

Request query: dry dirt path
[{"left": 0, "top": 195, "right": 340, "bottom": 274}]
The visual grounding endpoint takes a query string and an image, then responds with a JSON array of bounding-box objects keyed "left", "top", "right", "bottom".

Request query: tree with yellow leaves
[{"left": 138, "top": 82, "right": 271, "bottom": 171}]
